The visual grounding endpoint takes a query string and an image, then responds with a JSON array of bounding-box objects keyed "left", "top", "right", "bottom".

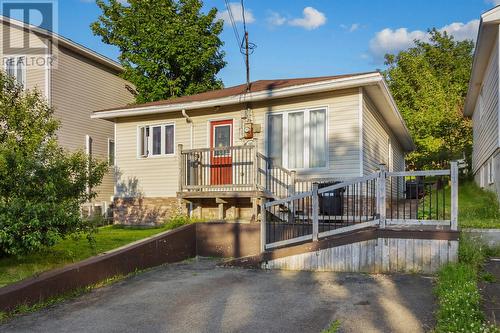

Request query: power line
[{"left": 223, "top": 0, "right": 243, "bottom": 58}]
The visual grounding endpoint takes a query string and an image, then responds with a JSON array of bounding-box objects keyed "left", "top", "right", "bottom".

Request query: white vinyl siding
[
  {"left": 472, "top": 35, "right": 499, "bottom": 174},
  {"left": 113, "top": 88, "right": 406, "bottom": 199},
  {"left": 115, "top": 89, "right": 362, "bottom": 198},
  {"left": 51, "top": 45, "right": 135, "bottom": 203},
  {"left": 362, "top": 95, "right": 405, "bottom": 174},
  {"left": 0, "top": 22, "right": 47, "bottom": 96}
]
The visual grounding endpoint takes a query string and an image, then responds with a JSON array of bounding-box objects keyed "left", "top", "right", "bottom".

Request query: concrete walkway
[{"left": 0, "top": 259, "right": 436, "bottom": 333}]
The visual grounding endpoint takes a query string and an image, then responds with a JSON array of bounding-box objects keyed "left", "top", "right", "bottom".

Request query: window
[
  {"left": 488, "top": 159, "right": 495, "bottom": 184},
  {"left": 480, "top": 166, "right": 485, "bottom": 188},
  {"left": 267, "top": 108, "right": 327, "bottom": 169},
  {"left": 108, "top": 139, "right": 115, "bottom": 166},
  {"left": 152, "top": 126, "right": 162, "bottom": 155},
  {"left": 268, "top": 114, "right": 283, "bottom": 165},
  {"left": 138, "top": 124, "right": 175, "bottom": 158},
  {"left": 309, "top": 110, "right": 326, "bottom": 168},
  {"left": 4, "top": 56, "right": 26, "bottom": 87},
  {"left": 213, "top": 124, "right": 231, "bottom": 157}
]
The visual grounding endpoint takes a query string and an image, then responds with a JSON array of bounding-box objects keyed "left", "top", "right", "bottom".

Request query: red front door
[{"left": 210, "top": 120, "right": 233, "bottom": 185}]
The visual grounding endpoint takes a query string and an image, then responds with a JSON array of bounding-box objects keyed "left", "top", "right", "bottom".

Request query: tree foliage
[
  {"left": 0, "top": 73, "right": 107, "bottom": 256},
  {"left": 384, "top": 29, "right": 473, "bottom": 169},
  {"left": 91, "top": 0, "right": 226, "bottom": 103}
]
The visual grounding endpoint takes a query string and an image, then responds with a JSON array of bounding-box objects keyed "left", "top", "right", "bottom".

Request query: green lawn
[
  {"left": 457, "top": 180, "right": 500, "bottom": 229},
  {"left": 0, "top": 219, "right": 190, "bottom": 288},
  {"left": 421, "top": 179, "right": 500, "bottom": 229}
]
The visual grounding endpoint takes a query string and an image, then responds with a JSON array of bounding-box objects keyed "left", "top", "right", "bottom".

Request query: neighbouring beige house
[
  {"left": 0, "top": 16, "right": 135, "bottom": 214},
  {"left": 464, "top": 6, "right": 500, "bottom": 201},
  {"left": 92, "top": 71, "right": 414, "bottom": 225}
]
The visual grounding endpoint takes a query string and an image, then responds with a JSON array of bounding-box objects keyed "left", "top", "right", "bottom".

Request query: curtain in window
[
  {"left": 165, "top": 125, "right": 174, "bottom": 154},
  {"left": 268, "top": 114, "right": 283, "bottom": 166},
  {"left": 288, "top": 112, "right": 304, "bottom": 168},
  {"left": 152, "top": 126, "right": 162, "bottom": 155},
  {"left": 310, "top": 109, "right": 326, "bottom": 168}
]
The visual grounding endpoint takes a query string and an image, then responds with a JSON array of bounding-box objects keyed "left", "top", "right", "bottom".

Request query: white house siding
[
  {"left": 114, "top": 89, "right": 363, "bottom": 198},
  {"left": 51, "top": 45, "right": 135, "bottom": 203},
  {"left": 0, "top": 22, "right": 48, "bottom": 96},
  {"left": 362, "top": 94, "right": 405, "bottom": 175},
  {"left": 472, "top": 35, "right": 499, "bottom": 177}
]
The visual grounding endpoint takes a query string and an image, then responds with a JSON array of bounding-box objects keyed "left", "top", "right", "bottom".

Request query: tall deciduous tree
[
  {"left": 91, "top": 0, "right": 226, "bottom": 103},
  {"left": 384, "top": 29, "right": 473, "bottom": 170},
  {"left": 0, "top": 74, "right": 107, "bottom": 256}
]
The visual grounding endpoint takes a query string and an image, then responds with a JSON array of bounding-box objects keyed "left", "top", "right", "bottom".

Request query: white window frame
[
  {"left": 4, "top": 55, "right": 26, "bottom": 87},
  {"left": 265, "top": 106, "right": 329, "bottom": 171},
  {"left": 137, "top": 123, "right": 176, "bottom": 159}
]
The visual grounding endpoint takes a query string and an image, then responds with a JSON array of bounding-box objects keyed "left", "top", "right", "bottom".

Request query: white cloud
[
  {"left": 289, "top": 7, "right": 326, "bottom": 30},
  {"left": 488, "top": 0, "right": 500, "bottom": 6},
  {"left": 341, "top": 23, "right": 360, "bottom": 32},
  {"left": 267, "top": 11, "right": 286, "bottom": 26},
  {"left": 217, "top": 2, "right": 255, "bottom": 25},
  {"left": 440, "top": 20, "right": 479, "bottom": 41},
  {"left": 369, "top": 19, "right": 479, "bottom": 63}
]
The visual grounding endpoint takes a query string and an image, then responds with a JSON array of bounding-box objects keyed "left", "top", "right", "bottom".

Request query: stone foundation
[
  {"left": 190, "top": 198, "right": 255, "bottom": 221},
  {"left": 113, "top": 197, "right": 187, "bottom": 226}
]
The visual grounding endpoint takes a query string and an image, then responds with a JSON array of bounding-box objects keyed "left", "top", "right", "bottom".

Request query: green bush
[
  {"left": 162, "top": 215, "right": 205, "bottom": 230},
  {"left": 0, "top": 73, "right": 107, "bottom": 256}
]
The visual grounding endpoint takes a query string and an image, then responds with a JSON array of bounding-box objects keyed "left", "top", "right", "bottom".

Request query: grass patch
[
  {"left": 457, "top": 180, "right": 500, "bottom": 229},
  {"left": 321, "top": 320, "right": 341, "bottom": 333},
  {"left": 421, "top": 180, "right": 500, "bottom": 229},
  {"left": 434, "top": 235, "right": 499, "bottom": 333},
  {"left": 0, "top": 215, "right": 202, "bottom": 288}
]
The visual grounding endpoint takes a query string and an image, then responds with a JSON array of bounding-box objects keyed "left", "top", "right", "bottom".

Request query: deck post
[
  {"left": 178, "top": 144, "right": 184, "bottom": 192},
  {"left": 289, "top": 170, "right": 297, "bottom": 196},
  {"left": 261, "top": 198, "right": 267, "bottom": 252},
  {"left": 378, "top": 164, "right": 387, "bottom": 228},
  {"left": 253, "top": 141, "right": 259, "bottom": 190},
  {"left": 450, "top": 161, "right": 459, "bottom": 231},
  {"left": 312, "top": 182, "right": 319, "bottom": 241}
]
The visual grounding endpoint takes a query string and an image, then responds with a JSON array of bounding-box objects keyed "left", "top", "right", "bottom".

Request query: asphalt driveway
[{"left": 1, "top": 258, "right": 436, "bottom": 333}]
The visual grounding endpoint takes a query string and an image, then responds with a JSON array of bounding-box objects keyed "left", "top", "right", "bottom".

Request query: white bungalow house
[
  {"left": 464, "top": 6, "right": 500, "bottom": 201},
  {"left": 92, "top": 71, "right": 415, "bottom": 225}
]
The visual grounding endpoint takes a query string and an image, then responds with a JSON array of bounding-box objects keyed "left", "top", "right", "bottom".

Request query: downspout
[
  {"left": 181, "top": 109, "right": 194, "bottom": 217},
  {"left": 182, "top": 109, "right": 193, "bottom": 149}
]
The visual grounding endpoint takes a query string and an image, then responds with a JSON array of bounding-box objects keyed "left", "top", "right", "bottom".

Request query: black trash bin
[
  {"left": 318, "top": 182, "right": 345, "bottom": 216},
  {"left": 405, "top": 178, "right": 424, "bottom": 199}
]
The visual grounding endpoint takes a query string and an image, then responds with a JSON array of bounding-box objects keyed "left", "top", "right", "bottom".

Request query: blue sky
[{"left": 6, "top": 0, "right": 499, "bottom": 86}]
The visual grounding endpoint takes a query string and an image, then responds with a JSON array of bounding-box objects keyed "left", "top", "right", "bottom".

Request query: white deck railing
[{"left": 261, "top": 162, "right": 459, "bottom": 251}]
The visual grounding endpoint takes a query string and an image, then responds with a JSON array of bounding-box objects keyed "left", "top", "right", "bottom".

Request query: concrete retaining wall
[
  {"left": 463, "top": 228, "right": 500, "bottom": 247},
  {"left": 0, "top": 222, "right": 261, "bottom": 312}
]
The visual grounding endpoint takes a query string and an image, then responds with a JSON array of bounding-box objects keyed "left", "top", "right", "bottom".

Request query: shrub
[
  {"left": 162, "top": 215, "right": 205, "bottom": 231},
  {"left": 0, "top": 73, "right": 107, "bottom": 256}
]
